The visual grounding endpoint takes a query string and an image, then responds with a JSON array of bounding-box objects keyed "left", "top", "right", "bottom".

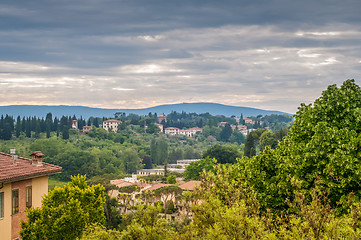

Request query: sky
[{"left": 1, "top": 0, "right": 361, "bottom": 114}]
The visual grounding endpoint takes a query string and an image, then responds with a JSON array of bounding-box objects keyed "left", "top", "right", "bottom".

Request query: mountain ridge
[{"left": 0, "top": 103, "right": 291, "bottom": 119}]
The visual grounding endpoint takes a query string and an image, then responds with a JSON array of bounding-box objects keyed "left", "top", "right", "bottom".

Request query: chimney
[
  {"left": 10, "top": 149, "right": 18, "bottom": 165},
  {"left": 30, "top": 151, "right": 45, "bottom": 166}
]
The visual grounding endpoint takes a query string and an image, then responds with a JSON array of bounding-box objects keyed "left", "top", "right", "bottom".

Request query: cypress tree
[{"left": 15, "top": 116, "right": 21, "bottom": 137}]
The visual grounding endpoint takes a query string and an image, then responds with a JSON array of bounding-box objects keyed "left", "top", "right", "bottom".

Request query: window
[
  {"left": 26, "top": 186, "right": 32, "bottom": 208},
  {"left": 12, "top": 189, "right": 19, "bottom": 214},
  {"left": 0, "top": 192, "right": 4, "bottom": 218}
]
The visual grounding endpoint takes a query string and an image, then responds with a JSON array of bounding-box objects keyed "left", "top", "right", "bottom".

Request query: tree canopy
[
  {"left": 202, "top": 144, "right": 242, "bottom": 164},
  {"left": 239, "top": 79, "right": 361, "bottom": 210},
  {"left": 21, "top": 175, "right": 105, "bottom": 240}
]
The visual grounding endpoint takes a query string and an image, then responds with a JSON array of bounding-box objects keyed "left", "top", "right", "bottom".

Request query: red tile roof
[
  {"left": 103, "top": 119, "right": 121, "bottom": 123},
  {"left": 0, "top": 152, "right": 62, "bottom": 183},
  {"left": 178, "top": 181, "right": 201, "bottom": 191},
  {"left": 145, "top": 183, "right": 171, "bottom": 191}
]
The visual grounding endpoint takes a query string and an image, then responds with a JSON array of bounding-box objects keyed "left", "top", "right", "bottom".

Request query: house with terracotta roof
[
  {"left": 82, "top": 125, "right": 92, "bottom": 133},
  {"left": 243, "top": 117, "right": 254, "bottom": 124},
  {"left": 0, "top": 150, "right": 62, "bottom": 240}
]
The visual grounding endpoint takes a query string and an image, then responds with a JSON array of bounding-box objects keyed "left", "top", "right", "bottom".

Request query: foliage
[
  {"left": 142, "top": 154, "right": 152, "bottom": 169},
  {"left": 119, "top": 205, "right": 176, "bottom": 239},
  {"left": 219, "top": 123, "right": 233, "bottom": 142},
  {"left": 20, "top": 175, "right": 105, "bottom": 240},
  {"left": 278, "top": 79, "right": 361, "bottom": 207},
  {"left": 244, "top": 128, "right": 266, "bottom": 158},
  {"left": 80, "top": 224, "right": 122, "bottom": 240},
  {"left": 104, "top": 196, "right": 122, "bottom": 230},
  {"left": 154, "top": 186, "right": 183, "bottom": 215},
  {"left": 118, "top": 185, "right": 140, "bottom": 193},
  {"left": 259, "top": 130, "right": 278, "bottom": 151},
  {"left": 236, "top": 79, "right": 361, "bottom": 211},
  {"left": 184, "top": 157, "right": 216, "bottom": 180},
  {"left": 202, "top": 144, "right": 242, "bottom": 164},
  {"left": 167, "top": 175, "right": 177, "bottom": 184},
  {"left": 142, "top": 174, "right": 166, "bottom": 183}
]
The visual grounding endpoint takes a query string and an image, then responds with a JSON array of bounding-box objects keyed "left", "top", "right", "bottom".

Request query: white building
[
  {"left": 102, "top": 119, "right": 122, "bottom": 132},
  {"left": 165, "top": 127, "right": 180, "bottom": 136}
]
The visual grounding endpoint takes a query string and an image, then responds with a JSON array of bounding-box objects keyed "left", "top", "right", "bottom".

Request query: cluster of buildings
[
  {"left": 137, "top": 159, "right": 200, "bottom": 176},
  {"left": 164, "top": 127, "right": 203, "bottom": 137},
  {"left": 77, "top": 115, "right": 260, "bottom": 137},
  {"left": 108, "top": 177, "right": 201, "bottom": 216},
  {"left": 0, "top": 150, "right": 62, "bottom": 240}
]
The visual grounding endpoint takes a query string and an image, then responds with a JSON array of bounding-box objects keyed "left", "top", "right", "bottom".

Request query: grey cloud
[{"left": 1, "top": 1, "right": 361, "bottom": 113}]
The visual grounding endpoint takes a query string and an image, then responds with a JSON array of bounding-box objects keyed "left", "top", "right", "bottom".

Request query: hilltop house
[
  {"left": 0, "top": 150, "right": 62, "bottom": 240},
  {"left": 165, "top": 127, "right": 202, "bottom": 137},
  {"left": 157, "top": 114, "right": 167, "bottom": 123},
  {"left": 165, "top": 127, "right": 180, "bottom": 136},
  {"left": 102, "top": 119, "right": 122, "bottom": 132},
  {"left": 243, "top": 117, "right": 254, "bottom": 124}
]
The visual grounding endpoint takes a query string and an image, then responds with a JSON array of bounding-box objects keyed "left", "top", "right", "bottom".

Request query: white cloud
[
  {"left": 112, "top": 87, "right": 135, "bottom": 91},
  {"left": 296, "top": 31, "right": 341, "bottom": 37},
  {"left": 137, "top": 35, "right": 164, "bottom": 42},
  {"left": 297, "top": 50, "right": 321, "bottom": 58},
  {"left": 0, "top": 61, "right": 50, "bottom": 72},
  {"left": 118, "top": 63, "right": 183, "bottom": 74}
]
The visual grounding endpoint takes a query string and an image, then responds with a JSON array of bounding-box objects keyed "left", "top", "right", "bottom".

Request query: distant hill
[{"left": 0, "top": 103, "right": 290, "bottom": 119}]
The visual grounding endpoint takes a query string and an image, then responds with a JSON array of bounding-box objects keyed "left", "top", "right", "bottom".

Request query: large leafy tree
[
  {"left": 184, "top": 157, "right": 216, "bottom": 180},
  {"left": 202, "top": 144, "right": 241, "bottom": 164},
  {"left": 239, "top": 79, "right": 361, "bottom": 210},
  {"left": 21, "top": 175, "right": 105, "bottom": 240},
  {"left": 279, "top": 79, "right": 361, "bottom": 206}
]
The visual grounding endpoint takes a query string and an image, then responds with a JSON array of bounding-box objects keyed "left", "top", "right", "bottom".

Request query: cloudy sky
[{"left": 1, "top": 0, "right": 361, "bottom": 113}]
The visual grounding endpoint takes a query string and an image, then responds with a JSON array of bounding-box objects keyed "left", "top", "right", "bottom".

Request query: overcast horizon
[{"left": 1, "top": 0, "right": 361, "bottom": 114}]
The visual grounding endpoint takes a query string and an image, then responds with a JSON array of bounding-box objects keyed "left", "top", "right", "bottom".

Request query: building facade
[
  {"left": 0, "top": 151, "right": 62, "bottom": 240},
  {"left": 102, "top": 119, "right": 122, "bottom": 132}
]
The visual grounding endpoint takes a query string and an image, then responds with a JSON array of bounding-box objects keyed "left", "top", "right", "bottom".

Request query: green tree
[
  {"left": 146, "top": 123, "right": 160, "bottom": 134},
  {"left": 154, "top": 186, "right": 183, "bottom": 216},
  {"left": 122, "top": 148, "right": 141, "bottom": 174},
  {"left": 244, "top": 128, "right": 266, "bottom": 158},
  {"left": 278, "top": 79, "right": 361, "bottom": 206},
  {"left": 142, "top": 154, "right": 152, "bottom": 169},
  {"left": 185, "top": 157, "right": 216, "bottom": 180},
  {"left": 62, "top": 127, "right": 69, "bottom": 140},
  {"left": 119, "top": 205, "right": 176, "bottom": 239},
  {"left": 258, "top": 130, "right": 278, "bottom": 151},
  {"left": 20, "top": 175, "right": 105, "bottom": 240},
  {"left": 238, "top": 79, "right": 361, "bottom": 210},
  {"left": 167, "top": 175, "right": 177, "bottom": 184},
  {"left": 15, "top": 115, "right": 21, "bottom": 138},
  {"left": 80, "top": 224, "right": 122, "bottom": 240},
  {"left": 202, "top": 144, "right": 241, "bottom": 164},
  {"left": 219, "top": 123, "right": 232, "bottom": 142}
]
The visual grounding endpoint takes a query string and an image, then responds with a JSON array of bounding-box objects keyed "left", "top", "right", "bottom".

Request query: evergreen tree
[
  {"left": 53, "top": 117, "right": 59, "bottom": 131},
  {"left": 62, "top": 127, "right": 69, "bottom": 140},
  {"left": 26, "top": 117, "right": 31, "bottom": 138},
  {"left": 21, "top": 116, "right": 26, "bottom": 132},
  {"left": 15, "top": 116, "right": 21, "bottom": 137},
  {"left": 94, "top": 118, "right": 99, "bottom": 128},
  {"left": 220, "top": 123, "right": 232, "bottom": 142}
]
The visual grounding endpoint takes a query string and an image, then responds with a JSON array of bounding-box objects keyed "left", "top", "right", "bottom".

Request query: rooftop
[
  {"left": 178, "top": 181, "right": 201, "bottom": 191},
  {"left": 0, "top": 152, "right": 62, "bottom": 183},
  {"left": 103, "top": 119, "right": 121, "bottom": 123}
]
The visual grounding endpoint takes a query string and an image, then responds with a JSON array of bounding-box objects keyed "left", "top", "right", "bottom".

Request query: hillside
[{"left": 0, "top": 103, "right": 290, "bottom": 119}]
